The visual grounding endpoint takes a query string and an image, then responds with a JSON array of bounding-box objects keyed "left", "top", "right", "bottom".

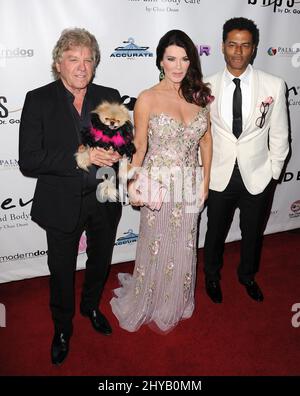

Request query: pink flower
[
  {"left": 78, "top": 233, "right": 87, "bottom": 254},
  {"left": 263, "top": 96, "right": 273, "bottom": 105},
  {"left": 207, "top": 95, "right": 215, "bottom": 104},
  {"left": 193, "top": 92, "right": 214, "bottom": 105}
]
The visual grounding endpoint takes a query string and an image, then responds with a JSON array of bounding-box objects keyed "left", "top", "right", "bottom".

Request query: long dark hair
[{"left": 156, "top": 30, "right": 211, "bottom": 107}]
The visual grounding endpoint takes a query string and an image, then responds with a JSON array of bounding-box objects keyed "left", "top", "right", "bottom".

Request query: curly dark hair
[
  {"left": 156, "top": 30, "right": 211, "bottom": 107},
  {"left": 223, "top": 17, "right": 259, "bottom": 47}
]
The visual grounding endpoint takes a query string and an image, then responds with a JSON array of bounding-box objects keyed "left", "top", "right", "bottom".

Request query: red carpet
[{"left": 0, "top": 230, "right": 299, "bottom": 376}]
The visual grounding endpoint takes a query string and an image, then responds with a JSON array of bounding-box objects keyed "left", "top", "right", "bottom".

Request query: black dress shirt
[{"left": 65, "top": 86, "right": 99, "bottom": 195}]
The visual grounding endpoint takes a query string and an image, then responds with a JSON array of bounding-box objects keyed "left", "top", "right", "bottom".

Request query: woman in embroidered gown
[{"left": 110, "top": 30, "right": 212, "bottom": 333}]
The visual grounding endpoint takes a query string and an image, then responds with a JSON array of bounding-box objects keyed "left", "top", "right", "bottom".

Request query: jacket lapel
[
  {"left": 214, "top": 69, "right": 236, "bottom": 141},
  {"left": 241, "top": 69, "right": 259, "bottom": 138}
]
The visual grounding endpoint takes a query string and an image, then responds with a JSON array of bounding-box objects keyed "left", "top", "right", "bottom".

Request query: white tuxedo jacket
[{"left": 205, "top": 68, "right": 289, "bottom": 194}]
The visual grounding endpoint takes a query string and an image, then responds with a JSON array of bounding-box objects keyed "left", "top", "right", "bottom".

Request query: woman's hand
[
  {"left": 203, "top": 178, "right": 210, "bottom": 202},
  {"left": 127, "top": 179, "right": 144, "bottom": 207}
]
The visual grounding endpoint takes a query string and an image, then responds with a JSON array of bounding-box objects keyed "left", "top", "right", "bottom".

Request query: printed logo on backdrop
[
  {"left": 0, "top": 249, "right": 48, "bottom": 264},
  {"left": 289, "top": 200, "right": 300, "bottom": 218},
  {"left": 121, "top": 95, "right": 137, "bottom": 111},
  {"left": 283, "top": 170, "right": 300, "bottom": 184},
  {"left": 288, "top": 85, "right": 300, "bottom": 106},
  {"left": 267, "top": 45, "right": 300, "bottom": 57},
  {"left": 248, "top": 0, "right": 300, "bottom": 14},
  {"left": 0, "top": 96, "right": 22, "bottom": 127},
  {"left": 195, "top": 44, "right": 211, "bottom": 56},
  {"left": 110, "top": 38, "right": 153, "bottom": 59},
  {"left": 69, "top": 229, "right": 138, "bottom": 253},
  {"left": 0, "top": 195, "right": 33, "bottom": 232},
  {"left": 0, "top": 158, "right": 19, "bottom": 171},
  {"left": 267, "top": 47, "right": 277, "bottom": 56},
  {"left": 128, "top": 0, "right": 202, "bottom": 14},
  {"left": 0, "top": 43, "right": 34, "bottom": 68},
  {"left": 115, "top": 229, "right": 138, "bottom": 246}
]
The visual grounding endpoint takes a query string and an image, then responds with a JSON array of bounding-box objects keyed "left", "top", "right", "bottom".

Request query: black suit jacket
[{"left": 19, "top": 79, "right": 121, "bottom": 232}]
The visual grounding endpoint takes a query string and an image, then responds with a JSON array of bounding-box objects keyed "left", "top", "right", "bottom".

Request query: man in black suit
[{"left": 19, "top": 28, "right": 122, "bottom": 365}]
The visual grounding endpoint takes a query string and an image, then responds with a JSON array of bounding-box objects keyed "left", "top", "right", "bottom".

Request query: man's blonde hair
[{"left": 52, "top": 28, "right": 100, "bottom": 79}]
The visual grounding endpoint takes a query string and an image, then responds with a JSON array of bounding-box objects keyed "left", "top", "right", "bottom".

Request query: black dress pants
[
  {"left": 46, "top": 192, "right": 121, "bottom": 335},
  {"left": 204, "top": 166, "right": 274, "bottom": 284}
]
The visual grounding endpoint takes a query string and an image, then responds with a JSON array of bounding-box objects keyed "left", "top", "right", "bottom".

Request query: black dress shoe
[
  {"left": 81, "top": 308, "right": 112, "bottom": 335},
  {"left": 205, "top": 280, "right": 223, "bottom": 303},
  {"left": 51, "top": 332, "right": 70, "bottom": 365},
  {"left": 242, "top": 280, "right": 264, "bottom": 302}
]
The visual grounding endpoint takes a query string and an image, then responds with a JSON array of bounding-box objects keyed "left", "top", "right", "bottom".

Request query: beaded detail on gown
[{"left": 110, "top": 108, "right": 208, "bottom": 332}]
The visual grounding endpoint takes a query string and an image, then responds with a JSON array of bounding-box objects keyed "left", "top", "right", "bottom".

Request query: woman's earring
[{"left": 159, "top": 67, "right": 165, "bottom": 81}]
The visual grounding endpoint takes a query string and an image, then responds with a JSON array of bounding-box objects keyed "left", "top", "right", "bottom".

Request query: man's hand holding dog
[{"left": 90, "top": 147, "right": 121, "bottom": 167}]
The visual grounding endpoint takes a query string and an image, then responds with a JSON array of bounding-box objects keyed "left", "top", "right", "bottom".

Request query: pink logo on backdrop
[
  {"left": 267, "top": 47, "right": 277, "bottom": 56},
  {"left": 78, "top": 233, "right": 87, "bottom": 254},
  {"left": 291, "top": 200, "right": 300, "bottom": 214}
]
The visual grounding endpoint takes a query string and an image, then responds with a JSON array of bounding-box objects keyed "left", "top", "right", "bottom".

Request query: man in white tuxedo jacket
[{"left": 203, "top": 17, "right": 289, "bottom": 303}]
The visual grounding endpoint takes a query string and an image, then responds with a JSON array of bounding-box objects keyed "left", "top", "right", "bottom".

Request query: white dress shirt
[{"left": 221, "top": 64, "right": 253, "bottom": 133}]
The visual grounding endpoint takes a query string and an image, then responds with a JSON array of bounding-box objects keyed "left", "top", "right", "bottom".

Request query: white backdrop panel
[{"left": 0, "top": 0, "right": 299, "bottom": 282}]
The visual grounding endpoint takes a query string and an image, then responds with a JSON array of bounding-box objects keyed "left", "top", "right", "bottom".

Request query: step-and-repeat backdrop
[{"left": 1, "top": 0, "right": 300, "bottom": 283}]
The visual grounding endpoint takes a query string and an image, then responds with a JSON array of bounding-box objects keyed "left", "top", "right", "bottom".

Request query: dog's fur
[
  {"left": 75, "top": 101, "right": 136, "bottom": 201},
  {"left": 96, "top": 102, "right": 131, "bottom": 129}
]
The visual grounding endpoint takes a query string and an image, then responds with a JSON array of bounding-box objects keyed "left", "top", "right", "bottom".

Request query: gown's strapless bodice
[{"left": 143, "top": 108, "right": 208, "bottom": 171}]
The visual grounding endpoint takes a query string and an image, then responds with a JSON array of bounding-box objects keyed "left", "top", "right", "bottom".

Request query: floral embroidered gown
[{"left": 110, "top": 108, "right": 208, "bottom": 332}]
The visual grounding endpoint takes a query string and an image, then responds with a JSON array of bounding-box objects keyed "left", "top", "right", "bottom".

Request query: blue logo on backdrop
[
  {"left": 115, "top": 229, "right": 138, "bottom": 246},
  {"left": 110, "top": 38, "right": 153, "bottom": 58}
]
